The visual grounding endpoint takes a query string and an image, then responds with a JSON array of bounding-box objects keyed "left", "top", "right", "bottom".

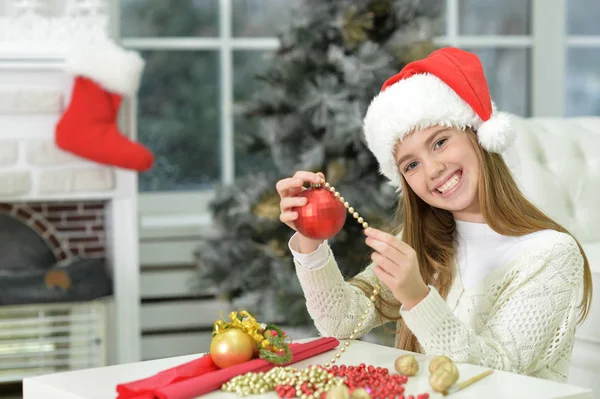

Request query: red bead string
[{"left": 274, "top": 364, "right": 430, "bottom": 399}]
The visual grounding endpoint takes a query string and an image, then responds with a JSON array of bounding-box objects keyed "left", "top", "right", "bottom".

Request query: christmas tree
[{"left": 194, "top": 0, "right": 443, "bottom": 327}]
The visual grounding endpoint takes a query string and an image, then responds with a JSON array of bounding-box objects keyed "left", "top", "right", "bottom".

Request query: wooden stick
[{"left": 443, "top": 369, "right": 494, "bottom": 396}]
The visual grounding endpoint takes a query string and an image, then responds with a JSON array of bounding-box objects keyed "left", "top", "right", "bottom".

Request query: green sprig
[{"left": 258, "top": 324, "right": 292, "bottom": 364}]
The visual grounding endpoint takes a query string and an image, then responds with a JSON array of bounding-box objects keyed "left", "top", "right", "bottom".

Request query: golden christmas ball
[
  {"left": 429, "top": 365, "right": 459, "bottom": 392},
  {"left": 326, "top": 384, "right": 350, "bottom": 399},
  {"left": 351, "top": 387, "right": 371, "bottom": 399},
  {"left": 209, "top": 329, "right": 255, "bottom": 368},
  {"left": 394, "top": 354, "right": 419, "bottom": 376},
  {"left": 428, "top": 355, "right": 453, "bottom": 373},
  {"left": 429, "top": 358, "right": 460, "bottom": 393}
]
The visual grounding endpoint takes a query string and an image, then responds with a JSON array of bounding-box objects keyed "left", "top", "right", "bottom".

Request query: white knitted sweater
[{"left": 292, "top": 228, "right": 584, "bottom": 383}]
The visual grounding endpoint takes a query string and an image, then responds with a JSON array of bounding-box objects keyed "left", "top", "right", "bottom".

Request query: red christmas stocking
[{"left": 55, "top": 40, "right": 154, "bottom": 172}]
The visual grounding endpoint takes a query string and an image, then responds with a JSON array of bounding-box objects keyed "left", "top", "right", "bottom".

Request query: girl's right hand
[
  {"left": 276, "top": 171, "right": 326, "bottom": 253},
  {"left": 276, "top": 171, "right": 324, "bottom": 231}
]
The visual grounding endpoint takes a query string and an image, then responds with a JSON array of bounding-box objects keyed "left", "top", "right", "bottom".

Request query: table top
[{"left": 23, "top": 339, "right": 594, "bottom": 399}]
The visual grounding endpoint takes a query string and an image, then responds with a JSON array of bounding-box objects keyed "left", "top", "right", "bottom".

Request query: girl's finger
[
  {"left": 364, "top": 227, "right": 410, "bottom": 255},
  {"left": 292, "top": 171, "right": 323, "bottom": 184},
  {"left": 365, "top": 237, "right": 406, "bottom": 269},
  {"left": 276, "top": 177, "right": 305, "bottom": 197},
  {"left": 372, "top": 264, "right": 395, "bottom": 290},
  {"left": 280, "top": 196, "right": 308, "bottom": 211},
  {"left": 279, "top": 212, "right": 298, "bottom": 223},
  {"left": 370, "top": 252, "right": 398, "bottom": 279}
]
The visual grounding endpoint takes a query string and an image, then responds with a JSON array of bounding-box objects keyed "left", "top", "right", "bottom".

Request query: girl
[{"left": 276, "top": 47, "right": 592, "bottom": 383}]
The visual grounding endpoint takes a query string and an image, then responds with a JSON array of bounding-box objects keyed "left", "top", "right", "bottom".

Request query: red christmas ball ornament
[{"left": 292, "top": 186, "right": 347, "bottom": 240}]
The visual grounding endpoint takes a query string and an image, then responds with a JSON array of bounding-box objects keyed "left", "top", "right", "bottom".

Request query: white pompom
[{"left": 476, "top": 112, "right": 516, "bottom": 153}]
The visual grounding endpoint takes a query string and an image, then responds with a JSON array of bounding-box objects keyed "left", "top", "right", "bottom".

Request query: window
[
  {"left": 120, "top": 0, "right": 600, "bottom": 239},
  {"left": 435, "top": 0, "right": 532, "bottom": 116},
  {"left": 566, "top": 0, "right": 600, "bottom": 116}
]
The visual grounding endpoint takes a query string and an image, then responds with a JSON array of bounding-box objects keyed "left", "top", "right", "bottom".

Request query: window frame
[{"left": 122, "top": 0, "right": 594, "bottom": 239}]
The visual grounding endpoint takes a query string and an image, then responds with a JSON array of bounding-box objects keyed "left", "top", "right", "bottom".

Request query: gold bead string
[
  {"left": 315, "top": 177, "right": 382, "bottom": 368},
  {"left": 222, "top": 365, "right": 344, "bottom": 397}
]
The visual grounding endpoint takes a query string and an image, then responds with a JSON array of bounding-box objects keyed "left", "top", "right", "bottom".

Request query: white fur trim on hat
[
  {"left": 65, "top": 39, "right": 145, "bottom": 97},
  {"left": 477, "top": 110, "right": 516, "bottom": 153},
  {"left": 363, "top": 73, "right": 514, "bottom": 187}
]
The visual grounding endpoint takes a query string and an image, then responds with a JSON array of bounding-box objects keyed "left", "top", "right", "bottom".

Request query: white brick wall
[
  {"left": 40, "top": 168, "right": 115, "bottom": 194},
  {"left": 0, "top": 89, "right": 63, "bottom": 114},
  {"left": 0, "top": 139, "right": 115, "bottom": 199},
  {"left": 0, "top": 171, "right": 31, "bottom": 196},
  {"left": 26, "top": 140, "right": 80, "bottom": 165},
  {"left": 0, "top": 140, "right": 18, "bottom": 166}
]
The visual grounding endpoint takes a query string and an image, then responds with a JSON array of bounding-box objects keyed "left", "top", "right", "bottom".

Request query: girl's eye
[
  {"left": 405, "top": 161, "right": 419, "bottom": 172},
  {"left": 434, "top": 138, "right": 447, "bottom": 149}
]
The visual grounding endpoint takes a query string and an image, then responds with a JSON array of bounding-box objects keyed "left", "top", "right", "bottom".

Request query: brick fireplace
[{"left": 0, "top": 201, "right": 107, "bottom": 261}]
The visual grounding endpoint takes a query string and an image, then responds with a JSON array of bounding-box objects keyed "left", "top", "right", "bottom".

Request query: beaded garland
[
  {"left": 221, "top": 178, "right": 411, "bottom": 399},
  {"left": 314, "top": 178, "right": 383, "bottom": 368},
  {"left": 222, "top": 364, "right": 432, "bottom": 399}
]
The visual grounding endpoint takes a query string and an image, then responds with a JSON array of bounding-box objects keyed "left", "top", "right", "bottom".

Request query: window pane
[
  {"left": 568, "top": 0, "right": 600, "bottom": 35},
  {"left": 566, "top": 48, "right": 600, "bottom": 116},
  {"left": 120, "top": 0, "right": 218, "bottom": 37},
  {"left": 137, "top": 51, "right": 220, "bottom": 192},
  {"left": 466, "top": 48, "right": 530, "bottom": 116},
  {"left": 459, "top": 0, "right": 530, "bottom": 35},
  {"left": 427, "top": 0, "right": 447, "bottom": 35},
  {"left": 232, "top": 0, "right": 294, "bottom": 37},
  {"left": 233, "top": 51, "right": 278, "bottom": 177}
]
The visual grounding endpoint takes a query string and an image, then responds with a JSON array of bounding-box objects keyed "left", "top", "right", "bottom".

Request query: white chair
[{"left": 505, "top": 116, "right": 600, "bottom": 395}]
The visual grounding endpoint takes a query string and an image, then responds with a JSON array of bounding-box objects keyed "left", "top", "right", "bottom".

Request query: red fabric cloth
[{"left": 116, "top": 337, "right": 339, "bottom": 399}]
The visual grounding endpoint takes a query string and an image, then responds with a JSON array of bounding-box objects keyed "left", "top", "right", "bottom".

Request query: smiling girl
[{"left": 276, "top": 47, "right": 592, "bottom": 383}]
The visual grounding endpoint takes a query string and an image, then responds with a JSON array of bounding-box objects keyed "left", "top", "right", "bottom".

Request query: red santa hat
[{"left": 363, "top": 47, "right": 515, "bottom": 188}]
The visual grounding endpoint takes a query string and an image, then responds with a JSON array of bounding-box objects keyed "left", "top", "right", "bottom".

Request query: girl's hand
[
  {"left": 276, "top": 171, "right": 325, "bottom": 253},
  {"left": 364, "top": 227, "right": 430, "bottom": 310}
]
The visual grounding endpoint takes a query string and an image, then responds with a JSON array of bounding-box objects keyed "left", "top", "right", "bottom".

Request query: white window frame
[{"left": 122, "top": 0, "right": 595, "bottom": 240}]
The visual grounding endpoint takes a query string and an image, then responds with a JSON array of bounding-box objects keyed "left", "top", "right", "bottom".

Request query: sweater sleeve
[
  {"left": 288, "top": 233, "right": 330, "bottom": 270},
  {"left": 294, "top": 245, "right": 400, "bottom": 339},
  {"left": 400, "top": 233, "right": 584, "bottom": 381}
]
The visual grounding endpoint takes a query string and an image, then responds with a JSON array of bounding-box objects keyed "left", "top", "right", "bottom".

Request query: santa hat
[{"left": 363, "top": 47, "right": 515, "bottom": 188}]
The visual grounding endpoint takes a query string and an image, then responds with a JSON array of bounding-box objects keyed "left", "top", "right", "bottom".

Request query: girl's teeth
[{"left": 438, "top": 172, "right": 461, "bottom": 193}]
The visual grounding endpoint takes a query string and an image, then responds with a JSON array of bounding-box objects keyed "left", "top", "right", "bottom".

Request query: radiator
[{"left": 0, "top": 298, "right": 111, "bottom": 383}]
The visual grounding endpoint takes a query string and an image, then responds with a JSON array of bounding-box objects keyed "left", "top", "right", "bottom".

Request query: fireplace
[
  {"left": 0, "top": 200, "right": 112, "bottom": 306},
  {"left": 0, "top": 0, "right": 142, "bottom": 381}
]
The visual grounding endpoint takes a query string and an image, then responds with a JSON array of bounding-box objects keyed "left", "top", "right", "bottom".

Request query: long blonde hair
[{"left": 350, "top": 128, "right": 593, "bottom": 353}]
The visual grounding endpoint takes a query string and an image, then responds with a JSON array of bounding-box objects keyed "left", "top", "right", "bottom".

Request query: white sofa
[{"left": 505, "top": 116, "right": 600, "bottom": 395}]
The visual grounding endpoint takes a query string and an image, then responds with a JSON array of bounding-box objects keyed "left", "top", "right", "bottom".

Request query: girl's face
[{"left": 394, "top": 126, "right": 483, "bottom": 222}]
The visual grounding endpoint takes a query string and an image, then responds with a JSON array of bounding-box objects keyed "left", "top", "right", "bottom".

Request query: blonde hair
[{"left": 350, "top": 128, "right": 593, "bottom": 353}]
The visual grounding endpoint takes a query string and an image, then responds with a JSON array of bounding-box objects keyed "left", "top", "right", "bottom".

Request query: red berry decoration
[{"left": 292, "top": 186, "right": 347, "bottom": 240}]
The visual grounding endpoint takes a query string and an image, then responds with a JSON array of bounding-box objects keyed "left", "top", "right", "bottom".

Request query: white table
[{"left": 23, "top": 340, "right": 594, "bottom": 399}]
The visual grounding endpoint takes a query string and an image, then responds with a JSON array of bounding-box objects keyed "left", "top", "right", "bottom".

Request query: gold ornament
[
  {"left": 394, "top": 354, "right": 419, "bottom": 376},
  {"left": 436, "top": 360, "right": 459, "bottom": 380},
  {"left": 429, "top": 364, "right": 460, "bottom": 393},
  {"left": 326, "top": 384, "right": 350, "bottom": 399},
  {"left": 212, "top": 310, "right": 292, "bottom": 364},
  {"left": 316, "top": 177, "right": 382, "bottom": 367},
  {"left": 351, "top": 387, "right": 372, "bottom": 399},
  {"left": 429, "top": 358, "right": 459, "bottom": 393},
  {"left": 428, "top": 355, "right": 453, "bottom": 373},
  {"left": 209, "top": 329, "right": 254, "bottom": 368}
]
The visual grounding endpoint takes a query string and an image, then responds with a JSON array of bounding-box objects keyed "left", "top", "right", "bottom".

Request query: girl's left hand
[{"left": 364, "top": 227, "right": 430, "bottom": 310}]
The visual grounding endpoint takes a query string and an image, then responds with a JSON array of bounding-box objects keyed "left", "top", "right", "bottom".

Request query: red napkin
[
  {"left": 116, "top": 337, "right": 339, "bottom": 399},
  {"left": 116, "top": 354, "right": 218, "bottom": 399}
]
